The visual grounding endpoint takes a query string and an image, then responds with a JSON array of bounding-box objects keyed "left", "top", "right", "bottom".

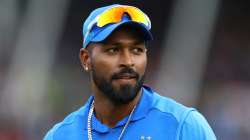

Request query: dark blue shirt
[{"left": 44, "top": 86, "right": 216, "bottom": 140}]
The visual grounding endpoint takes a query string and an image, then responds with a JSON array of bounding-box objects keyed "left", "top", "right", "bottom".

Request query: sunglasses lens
[
  {"left": 126, "top": 7, "right": 148, "bottom": 26},
  {"left": 97, "top": 6, "right": 150, "bottom": 28},
  {"left": 97, "top": 8, "right": 123, "bottom": 27}
]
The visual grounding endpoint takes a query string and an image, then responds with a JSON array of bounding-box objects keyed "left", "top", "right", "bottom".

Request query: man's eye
[
  {"left": 132, "top": 48, "right": 144, "bottom": 54},
  {"left": 107, "top": 48, "right": 119, "bottom": 53}
]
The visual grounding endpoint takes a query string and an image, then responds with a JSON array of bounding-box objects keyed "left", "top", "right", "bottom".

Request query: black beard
[{"left": 91, "top": 67, "right": 145, "bottom": 105}]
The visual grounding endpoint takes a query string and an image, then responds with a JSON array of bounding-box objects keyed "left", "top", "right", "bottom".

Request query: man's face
[{"left": 85, "top": 26, "right": 147, "bottom": 105}]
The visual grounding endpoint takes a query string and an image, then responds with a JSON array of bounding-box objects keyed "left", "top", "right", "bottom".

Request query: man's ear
[{"left": 79, "top": 48, "right": 91, "bottom": 71}]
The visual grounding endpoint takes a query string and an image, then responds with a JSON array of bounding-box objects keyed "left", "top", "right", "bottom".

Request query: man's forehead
[{"left": 87, "top": 25, "right": 147, "bottom": 50}]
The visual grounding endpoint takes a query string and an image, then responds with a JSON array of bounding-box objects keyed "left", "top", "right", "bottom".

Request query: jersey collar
[{"left": 82, "top": 85, "right": 154, "bottom": 133}]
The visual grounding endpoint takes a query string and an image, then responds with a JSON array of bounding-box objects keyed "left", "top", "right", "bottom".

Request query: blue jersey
[{"left": 44, "top": 86, "right": 216, "bottom": 140}]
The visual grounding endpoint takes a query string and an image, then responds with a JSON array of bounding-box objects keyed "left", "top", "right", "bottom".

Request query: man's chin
[{"left": 108, "top": 84, "right": 138, "bottom": 105}]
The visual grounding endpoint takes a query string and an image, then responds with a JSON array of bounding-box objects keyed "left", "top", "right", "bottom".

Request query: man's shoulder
[
  {"left": 145, "top": 86, "right": 216, "bottom": 139},
  {"left": 178, "top": 109, "right": 217, "bottom": 139},
  {"left": 144, "top": 86, "right": 195, "bottom": 123},
  {"left": 43, "top": 104, "right": 88, "bottom": 140}
]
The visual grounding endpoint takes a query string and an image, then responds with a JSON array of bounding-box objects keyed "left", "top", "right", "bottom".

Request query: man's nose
[{"left": 120, "top": 50, "right": 134, "bottom": 67}]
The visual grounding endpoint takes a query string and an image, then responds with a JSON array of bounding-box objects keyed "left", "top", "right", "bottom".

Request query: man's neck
[{"left": 93, "top": 89, "right": 142, "bottom": 128}]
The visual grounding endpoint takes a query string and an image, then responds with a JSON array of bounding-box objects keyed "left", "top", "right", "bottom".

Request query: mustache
[{"left": 111, "top": 68, "right": 139, "bottom": 80}]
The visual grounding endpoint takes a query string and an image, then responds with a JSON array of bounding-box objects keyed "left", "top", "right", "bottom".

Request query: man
[{"left": 44, "top": 4, "right": 216, "bottom": 140}]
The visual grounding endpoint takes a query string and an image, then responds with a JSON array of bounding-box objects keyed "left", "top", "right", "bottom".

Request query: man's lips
[
  {"left": 112, "top": 75, "right": 136, "bottom": 85},
  {"left": 112, "top": 73, "right": 137, "bottom": 80}
]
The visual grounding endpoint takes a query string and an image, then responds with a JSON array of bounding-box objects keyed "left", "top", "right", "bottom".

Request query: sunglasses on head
[{"left": 84, "top": 5, "right": 151, "bottom": 43}]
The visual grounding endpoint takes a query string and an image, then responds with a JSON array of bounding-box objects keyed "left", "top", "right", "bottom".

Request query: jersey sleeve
[{"left": 178, "top": 110, "right": 217, "bottom": 140}]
